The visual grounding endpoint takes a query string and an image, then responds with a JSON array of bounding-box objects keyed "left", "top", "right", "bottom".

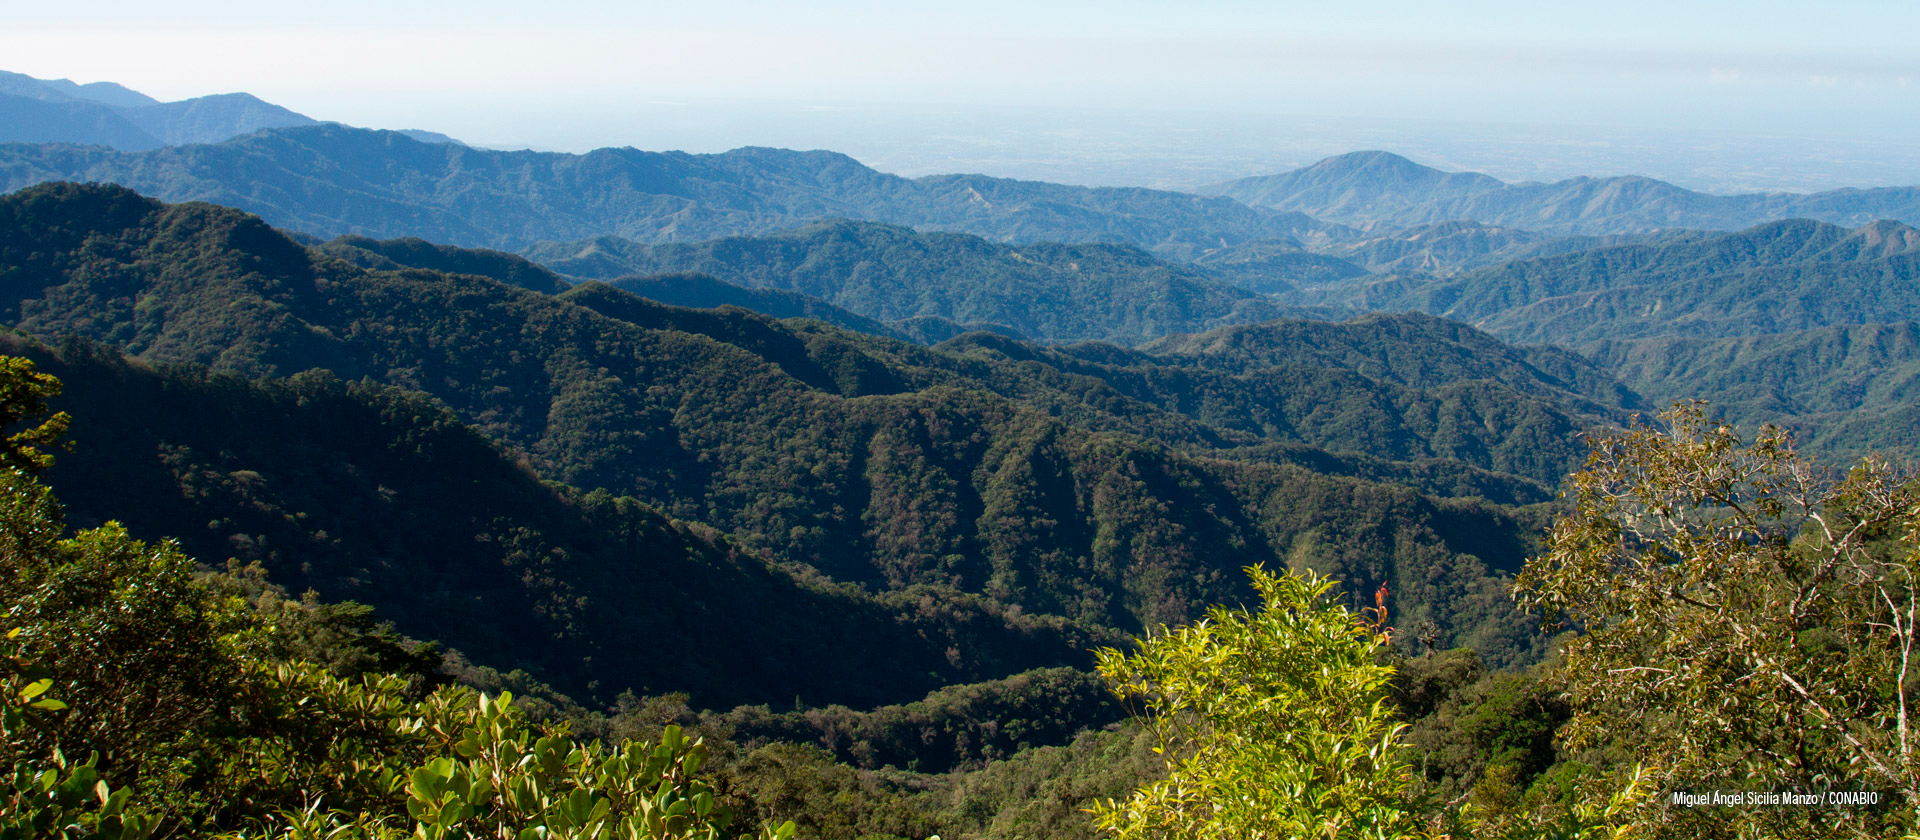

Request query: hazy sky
[{"left": 8, "top": 1, "right": 1918, "bottom": 189}]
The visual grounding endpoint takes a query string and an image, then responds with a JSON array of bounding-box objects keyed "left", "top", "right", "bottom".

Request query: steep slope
[
  {"left": 0, "top": 182, "right": 1600, "bottom": 666},
  {"left": 531, "top": 219, "right": 1299, "bottom": 344},
  {"left": 1205, "top": 150, "right": 1920, "bottom": 235},
  {"left": 0, "top": 123, "right": 1355, "bottom": 257},
  {"left": 20, "top": 336, "right": 1085, "bottom": 711},
  {"left": 1586, "top": 321, "right": 1920, "bottom": 459},
  {"left": 1341, "top": 219, "right": 1920, "bottom": 344}
]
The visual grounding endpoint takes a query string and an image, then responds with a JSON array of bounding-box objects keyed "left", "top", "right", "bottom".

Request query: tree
[
  {"left": 0, "top": 356, "right": 68, "bottom": 473},
  {"left": 1515, "top": 402, "right": 1920, "bottom": 838},
  {"left": 1091, "top": 564, "right": 1423, "bottom": 839}
]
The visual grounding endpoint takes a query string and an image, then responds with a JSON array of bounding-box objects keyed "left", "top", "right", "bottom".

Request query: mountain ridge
[
  {"left": 1204, "top": 150, "right": 1920, "bottom": 235},
  {"left": 530, "top": 218, "right": 1305, "bottom": 345},
  {"left": 0, "top": 69, "right": 316, "bottom": 149},
  {"left": 0, "top": 122, "right": 1358, "bottom": 258}
]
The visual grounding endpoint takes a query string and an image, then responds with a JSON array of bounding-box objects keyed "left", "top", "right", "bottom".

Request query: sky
[{"left": 7, "top": 1, "right": 1919, "bottom": 191}]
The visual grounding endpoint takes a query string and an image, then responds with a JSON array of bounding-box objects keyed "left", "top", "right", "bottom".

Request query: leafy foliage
[
  {"left": 1092, "top": 565, "right": 1422, "bottom": 839},
  {"left": 0, "top": 375, "right": 788, "bottom": 838},
  {"left": 0, "top": 356, "right": 67, "bottom": 473},
  {"left": 1515, "top": 402, "right": 1920, "bottom": 838}
]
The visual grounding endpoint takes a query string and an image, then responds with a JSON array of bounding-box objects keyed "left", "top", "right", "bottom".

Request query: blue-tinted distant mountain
[
  {"left": 0, "top": 70, "right": 316, "bottom": 148},
  {"left": 121, "top": 91, "right": 316, "bottom": 145},
  {"left": 0, "top": 70, "right": 160, "bottom": 108},
  {"left": 1204, "top": 150, "right": 1920, "bottom": 235},
  {"left": 1188, "top": 239, "right": 1370, "bottom": 295},
  {"left": 1318, "top": 219, "right": 1667, "bottom": 277},
  {"left": 0, "top": 93, "right": 165, "bottom": 150},
  {"left": 395, "top": 129, "right": 464, "bottom": 145},
  {"left": 1339, "top": 218, "right": 1920, "bottom": 345},
  {"left": 0, "top": 122, "right": 1356, "bottom": 257},
  {"left": 526, "top": 219, "right": 1302, "bottom": 344},
  {"left": 1206, "top": 151, "right": 1505, "bottom": 225}
]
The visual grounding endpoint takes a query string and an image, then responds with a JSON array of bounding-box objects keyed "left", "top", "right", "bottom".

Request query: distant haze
[{"left": 6, "top": 0, "right": 1918, "bottom": 192}]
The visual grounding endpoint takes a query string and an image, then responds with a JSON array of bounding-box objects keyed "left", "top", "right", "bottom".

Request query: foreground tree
[
  {"left": 1091, "top": 565, "right": 1422, "bottom": 839},
  {"left": 1515, "top": 402, "right": 1920, "bottom": 838}
]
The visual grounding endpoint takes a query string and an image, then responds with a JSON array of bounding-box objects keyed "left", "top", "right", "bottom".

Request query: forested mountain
[
  {"left": 0, "top": 69, "right": 316, "bottom": 148},
  {"left": 1203, "top": 151, "right": 1506, "bottom": 225},
  {"left": 530, "top": 219, "right": 1302, "bottom": 344},
  {"left": 609, "top": 272, "right": 914, "bottom": 341},
  {"left": 1586, "top": 321, "right": 1920, "bottom": 458},
  {"left": 0, "top": 182, "right": 1615, "bottom": 674},
  {"left": 1314, "top": 218, "right": 1920, "bottom": 345},
  {"left": 1186, "top": 238, "right": 1371, "bottom": 294},
  {"left": 1133, "top": 313, "right": 1638, "bottom": 418},
  {"left": 316, "top": 234, "right": 571, "bottom": 293},
  {"left": 20, "top": 335, "right": 1082, "bottom": 711},
  {"left": 0, "top": 122, "right": 1354, "bottom": 257},
  {"left": 1314, "top": 219, "right": 1657, "bottom": 277},
  {"left": 1204, "top": 150, "right": 1920, "bottom": 234}
]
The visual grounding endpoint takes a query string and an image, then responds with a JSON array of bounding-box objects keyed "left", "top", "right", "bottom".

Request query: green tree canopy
[
  {"left": 1516, "top": 402, "right": 1920, "bottom": 839},
  {"left": 1091, "top": 565, "right": 1421, "bottom": 839}
]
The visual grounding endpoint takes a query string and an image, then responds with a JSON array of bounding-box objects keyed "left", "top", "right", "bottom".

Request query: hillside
[
  {"left": 0, "top": 182, "right": 1626, "bottom": 670},
  {"left": 1585, "top": 321, "right": 1920, "bottom": 459},
  {"left": 1186, "top": 238, "right": 1370, "bottom": 294},
  {"left": 1325, "top": 219, "right": 1920, "bottom": 345},
  {"left": 0, "top": 69, "right": 315, "bottom": 148},
  {"left": 21, "top": 336, "right": 1081, "bottom": 711},
  {"left": 608, "top": 272, "right": 915, "bottom": 341},
  {"left": 316, "top": 234, "right": 571, "bottom": 293},
  {"left": 1315, "top": 220, "right": 1658, "bottom": 277},
  {"left": 0, "top": 122, "right": 1355, "bottom": 257},
  {"left": 530, "top": 219, "right": 1302, "bottom": 344},
  {"left": 1205, "top": 150, "right": 1920, "bottom": 235}
]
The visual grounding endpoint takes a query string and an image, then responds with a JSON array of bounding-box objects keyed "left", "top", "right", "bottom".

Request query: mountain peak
[
  {"left": 1306, "top": 150, "right": 1440, "bottom": 177},
  {"left": 1843, "top": 219, "right": 1920, "bottom": 258}
]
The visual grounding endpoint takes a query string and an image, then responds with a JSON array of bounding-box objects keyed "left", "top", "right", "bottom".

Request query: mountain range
[
  {"left": 1204, "top": 150, "right": 1920, "bottom": 236},
  {"left": 0, "top": 69, "right": 320, "bottom": 149},
  {"left": 1318, "top": 218, "right": 1920, "bottom": 345},
  {"left": 530, "top": 219, "right": 1310, "bottom": 344},
  {"left": 0, "top": 122, "right": 1354, "bottom": 259},
  {"left": 0, "top": 182, "right": 1629, "bottom": 687}
]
